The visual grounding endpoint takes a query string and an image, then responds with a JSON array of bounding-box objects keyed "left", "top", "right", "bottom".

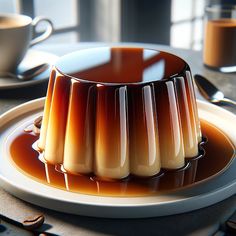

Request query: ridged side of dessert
[{"left": 38, "top": 47, "right": 202, "bottom": 179}]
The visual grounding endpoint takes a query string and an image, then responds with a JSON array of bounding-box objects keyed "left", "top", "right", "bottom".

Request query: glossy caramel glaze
[
  {"left": 9, "top": 120, "right": 235, "bottom": 197},
  {"left": 56, "top": 47, "right": 186, "bottom": 84},
  {"left": 38, "top": 47, "right": 202, "bottom": 179}
]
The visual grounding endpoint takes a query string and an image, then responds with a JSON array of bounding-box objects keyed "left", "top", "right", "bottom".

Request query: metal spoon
[
  {"left": 0, "top": 63, "right": 49, "bottom": 81},
  {"left": 194, "top": 74, "right": 236, "bottom": 107}
]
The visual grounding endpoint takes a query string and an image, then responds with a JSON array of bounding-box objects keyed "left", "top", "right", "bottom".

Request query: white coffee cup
[{"left": 0, "top": 13, "right": 53, "bottom": 73}]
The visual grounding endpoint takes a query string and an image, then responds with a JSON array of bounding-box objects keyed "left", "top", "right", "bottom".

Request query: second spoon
[{"left": 194, "top": 74, "right": 236, "bottom": 107}]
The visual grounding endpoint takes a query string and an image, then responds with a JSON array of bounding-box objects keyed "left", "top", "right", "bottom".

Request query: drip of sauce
[{"left": 8, "top": 120, "right": 235, "bottom": 197}]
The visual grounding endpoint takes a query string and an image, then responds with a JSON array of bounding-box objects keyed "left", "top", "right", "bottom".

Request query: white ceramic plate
[
  {"left": 0, "top": 98, "right": 236, "bottom": 218},
  {"left": 0, "top": 50, "right": 58, "bottom": 89}
]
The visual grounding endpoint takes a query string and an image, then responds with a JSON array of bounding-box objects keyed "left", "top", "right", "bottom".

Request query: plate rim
[{"left": 0, "top": 98, "right": 236, "bottom": 218}]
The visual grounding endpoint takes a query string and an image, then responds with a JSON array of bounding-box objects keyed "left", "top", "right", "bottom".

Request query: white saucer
[
  {"left": 0, "top": 50, "right": 58, "bottom": 89},
  {"left": 0, "top": 98, "right": 236, "bottom": 218}
]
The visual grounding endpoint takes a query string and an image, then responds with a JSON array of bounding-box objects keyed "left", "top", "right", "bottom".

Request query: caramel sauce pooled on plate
[{"left": 8, "top": 120, "right": 235, "bottom": 197}]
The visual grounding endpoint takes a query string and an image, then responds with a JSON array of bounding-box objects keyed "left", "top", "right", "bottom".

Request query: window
[
  {"left": 0, "top": 0, "right": 80, "bottom": 43},
  {"left": 1, "top": 0, "right": 207, "bottom": 50},
  {"left": 171, "top": 0, "right": 206, "bottom": 50},
  {"left": 34, "top": 0, "right": 79, "bottom": 43}
]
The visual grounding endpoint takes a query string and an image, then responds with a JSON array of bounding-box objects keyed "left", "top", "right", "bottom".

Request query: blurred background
[{"left": 0, "top": 0, "right": 235, "bottom": 50}]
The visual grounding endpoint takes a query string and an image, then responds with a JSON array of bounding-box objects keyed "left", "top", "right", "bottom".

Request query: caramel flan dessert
[{"left": 36, "top": 47, "right": 203, "bottom": 180}]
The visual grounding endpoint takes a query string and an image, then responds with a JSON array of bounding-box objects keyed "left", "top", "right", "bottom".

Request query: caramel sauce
[
  {"left": 56, "top": 47, "right": 186, "bottom": 84},
  {"left": 8, "top": 120, "right": 235, "bottom": 197}
]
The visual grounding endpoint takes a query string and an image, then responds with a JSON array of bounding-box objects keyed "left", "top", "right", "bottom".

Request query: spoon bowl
[
  {"left": 0, "top": 63, "right": 49, "bottom": 81},
  {"left": 194, "top": 74, "right": 236, "bottom": 107}
]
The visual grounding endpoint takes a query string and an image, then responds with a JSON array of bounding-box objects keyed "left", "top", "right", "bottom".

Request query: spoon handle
[{"left": 221, "top": 97, "right": 236, "bottom": 107}]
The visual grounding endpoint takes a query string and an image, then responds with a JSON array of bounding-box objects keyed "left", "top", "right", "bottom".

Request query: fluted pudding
[{"left": 38, "top": 47, "right": 202, "bottom": 180}]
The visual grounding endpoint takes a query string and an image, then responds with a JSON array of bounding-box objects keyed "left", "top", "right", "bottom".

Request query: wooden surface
[{"left": 0, "top": 42, "right": 236, "bottom": 235}]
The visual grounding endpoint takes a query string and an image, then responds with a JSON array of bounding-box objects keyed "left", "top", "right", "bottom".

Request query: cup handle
[{"left": 30, "top": 17, "right": 54, "bottom": 47}]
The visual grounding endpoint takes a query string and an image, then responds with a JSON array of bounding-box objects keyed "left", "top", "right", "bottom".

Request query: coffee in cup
[
  {"left": 203, "top": 5, "right": 236, "bottom": 72},
  {"left": 0, "top": 13, "right": 53, "bottom": 73}
]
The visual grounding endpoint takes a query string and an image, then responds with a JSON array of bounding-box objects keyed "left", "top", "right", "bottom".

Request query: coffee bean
[
  {"left": 34, "top": 116, "right": 43, "bottom": 129},
  {"left": 22, "top": 214, "right": 44, "bottom": 230},
  {"left": 226, "top": 220, "right": 236, "bottom": 234}
]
